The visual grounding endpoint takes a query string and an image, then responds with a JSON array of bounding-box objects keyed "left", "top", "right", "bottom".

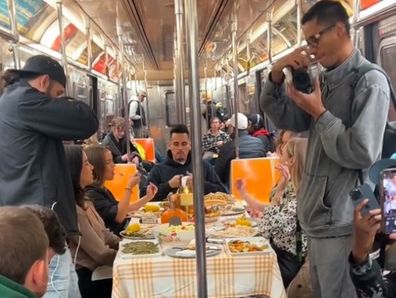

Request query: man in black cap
[{"left": 0, "top": 54, "right": 98, "bottom": 297}]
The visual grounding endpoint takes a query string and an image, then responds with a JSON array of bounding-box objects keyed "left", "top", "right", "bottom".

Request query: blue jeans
[{"left": 43, "top": 248, "right": 81, "bottom": 298}]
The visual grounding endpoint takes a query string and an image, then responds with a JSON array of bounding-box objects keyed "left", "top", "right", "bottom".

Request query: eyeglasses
[{"left": 305, "top": 23, "right": 336, "bottom": 48}]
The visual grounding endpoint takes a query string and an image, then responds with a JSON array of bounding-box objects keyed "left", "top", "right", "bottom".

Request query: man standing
[
  {"left": 129, "top": 90, "right": 147, "bottom": 137},
  {"left": 0, "top": 55, "right": 98, "bottom": 297},
  {"left": 260, "top": 2, "right": 390, "bottom": 297},
  {"left": 146, "top": 124, "right": 225, "bottom": 201}
]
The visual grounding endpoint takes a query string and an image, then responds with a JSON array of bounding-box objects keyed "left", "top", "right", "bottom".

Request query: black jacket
[
  {"left": 85, "top": 185, "right": 128, "bottom": 235},
  {"left": 146, "top": 151, "right": 226, "bottom": 201},
  {"left": 0, "top": 81, "right": 98, "bottom": 234},
  {"left": 102, "top": 133, "right": 140, "bottom": 164},
  {"left": 215, "top": 130, "right": 266, "bottom": 186}
]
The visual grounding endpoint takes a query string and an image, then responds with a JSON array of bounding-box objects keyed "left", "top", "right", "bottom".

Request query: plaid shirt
[{"left": 202, "top": 130, "right": 230, "bottom": 153}]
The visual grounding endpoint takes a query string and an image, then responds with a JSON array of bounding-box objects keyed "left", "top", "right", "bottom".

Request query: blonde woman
[{"left": 236, "top": 137, "right": 308, "bottom": 287}]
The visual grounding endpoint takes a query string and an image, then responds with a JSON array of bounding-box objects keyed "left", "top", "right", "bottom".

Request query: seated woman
[
  {"left": 236, "top": 137, "right": 308, "bottom": 288},
  {"left": 65, "top": 145, "right": 120, "bottom": 298},
  {"left": 84, "top": 144, "right": 158, "bottom": 234}
]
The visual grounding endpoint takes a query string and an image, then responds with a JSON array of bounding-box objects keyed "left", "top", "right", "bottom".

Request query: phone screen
[{"left": 380, "top": 168, "right": 396, "bottom": 234}]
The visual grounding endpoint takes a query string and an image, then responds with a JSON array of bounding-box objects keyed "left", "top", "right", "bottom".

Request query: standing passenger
[
  {"left": 0, "top": 55, "right": 98, "bottom": 297},
  {"left": 260, "top": 1, "right": 390, "bottom": 297},
  {"left": 128, "top": 90, "right": 147, "bottom": 138}
]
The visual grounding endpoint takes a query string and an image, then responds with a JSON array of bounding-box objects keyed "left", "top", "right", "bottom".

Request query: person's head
[
  {"left": 64, "top": 145, "right": 94, "bottom": 208},
  {"left": 138, "top": 90, "right": 147, "bottom": 102},
  {"left": 210, "top": 117, "right": 221, "bottom": 132},
  {"left": 110, "top": 117, "right": 126, "bottom": 140},
  {"left": 280, "top": 137, "right": 308, "bottom": 191},
  {"left": 0, "top": 207, "right": 49, "bottom": 297},
  {"left": 302, "top": 0, "right": 352, "bottom": 68},
  {"left": 84, "top": 145, "right": 115, "bottom": 185},
  {"left": 2, "top": 55, "right": 66, "bottom": 98},
  {"left": 275, "top": 130, "right": 298, "bottom": 155},
  {"left": 247, "top": 114, "right": 264, "bottom": 134},
  {"left": 169, "top": 124, "right": 191, "bottom": 163},
  {"left": 23, "top": 206, "right": 66, "bottom": 260}
]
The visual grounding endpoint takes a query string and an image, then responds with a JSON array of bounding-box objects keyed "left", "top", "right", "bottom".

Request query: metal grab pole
[
  {"left": 117, "top": 0, "right": 131, "bottom": 160},
  {"left": 231, "top": 2, "right": 239, "bottom": 159},
  {"left": 175, "top": 0, "right": 186, "bottom": 124},
  {"left": 8, "top": 0, "right": 20, "bottom": 69},
  {"left": 57, "top": 1, "right": 70, "bottom": 96},
  {"left": 296, "top": 0, "right": 302, "bottom": 46},
  {"left": 184, "top": 0, "right": 207, "bottom": 297},
  {"left": 86, "top": 20, "right": 92, "bottom": 71},
  {"left": 352, "top": 0, "right": 361, "bottom": 48},
  {"left": 267, "top": 12, "right": 272, "bottom": 65}
]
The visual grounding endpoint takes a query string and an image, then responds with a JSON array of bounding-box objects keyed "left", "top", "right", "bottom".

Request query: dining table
[{"left": 111, "top": 212, "right": 286, "bottom": 298}]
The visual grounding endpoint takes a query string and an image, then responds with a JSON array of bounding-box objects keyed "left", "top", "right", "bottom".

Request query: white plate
[
  {"left": 120, "top": 239, "right": 162, "bottom": 258},
  {"left": 207, "top": 226, "right": 259, "bottom": 239},
  {"left": 225, "top": 237, "right": 271, "bottom": 255},
  {"left": 164, "top": 246, "right": 221, "bottom": 259}
]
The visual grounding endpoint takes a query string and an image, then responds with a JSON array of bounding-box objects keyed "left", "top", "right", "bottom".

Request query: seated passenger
[
  {"left": 202, "top": 117, "right": 230, "bottom": 161},
  {"left": 215, "top": 113, "right": 266, "bottom": 187},
  {"left": 84, "top": 145, "right": 158, "bottom": 234},
  {"left": 0, "top": 206, "right": 49, "bottom": 298},
  {"left": 236, "top": 137, "right": 308, "bottom": 287},
  {"left": 65, "top": 145, "right": 120, "bottom": 298},
  {"left": 146, "top": 124, "right": 226, "bottom": 201},
  {"left": 247, "top": 113, "right": 275, "bottom": 153},
  {"left": 350, "top": 158, "right": 396, "bottom": 297}
]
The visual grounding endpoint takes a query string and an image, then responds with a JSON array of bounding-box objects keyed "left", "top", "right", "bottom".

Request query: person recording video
[{"left": 350, "top": 158, "right": 396, "bottom": 297}]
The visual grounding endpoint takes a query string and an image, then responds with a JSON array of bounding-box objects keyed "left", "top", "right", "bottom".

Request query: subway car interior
[{"left": 1, "top": 0, "right": 396, "bottom": 297}]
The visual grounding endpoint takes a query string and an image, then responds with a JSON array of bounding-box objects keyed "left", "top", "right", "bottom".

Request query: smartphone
[
  {"left": 380, "top": 168, "right": 396, "bottom": 234},
  {"left": 350, "top": 183, "right": 379, "bottom": 215}
]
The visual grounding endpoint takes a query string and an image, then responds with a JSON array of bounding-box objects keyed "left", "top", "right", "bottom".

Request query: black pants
[
  {"left": 272, "top": 244, "right": 303, "bottom": 288},
  {"left": 76, "top": 267, "right": 112, "bottom": 298}
]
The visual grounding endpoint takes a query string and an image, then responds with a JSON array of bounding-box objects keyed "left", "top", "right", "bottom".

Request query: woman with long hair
[
  {"left": 236, "top": 137, "right": 308, "bottom": 287},
  {"left": 65, "top": 145, "right": 119, "bottom": 298},
  {"left": 84, "top": 144, "right": 157, "bottom": 234}
]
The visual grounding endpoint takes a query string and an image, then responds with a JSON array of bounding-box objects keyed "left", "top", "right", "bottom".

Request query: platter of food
[
  {"left": 164, "top": 240, "right": 221, "bottom": 258},
  {"left": 225, "top": 237, "right": 271, "bottom": 255},
  {"left": 120, "top": 223, "right": 155, "bottom": 240},
  {"left": 204, "top": 192, "right": 234, "bottom": 207},
  {"left": 222, "top": 216, "right": 258, "bottom": 228},
  {"left": 152, "top": 223, "right": 195, "bottom": 244},
  {"left": 120, "top": 239, "right": 162, "bottom": 258},
  {"left": 131, "top": 204, "right": 163, "bottom": 218},
  {"left": 207, "top": 225, "right": 258, "bottom": 238}
]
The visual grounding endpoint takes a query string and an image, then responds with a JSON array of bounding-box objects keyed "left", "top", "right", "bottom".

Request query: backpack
[{"left": 350, "top": 62, "right": 396, "bottom": 158}]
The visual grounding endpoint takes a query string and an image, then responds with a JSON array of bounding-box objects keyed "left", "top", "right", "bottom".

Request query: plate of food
[
  {"left": 152, "top": 223, "right": 195, "bottom": 244},
  {"left": 220, "top": 203, "right": 246, "bottom": 216},
  {"left": 131, "top": 204, "right": 163, "bottom": 218},
  {"left": 207, "top": 225, "right": 258, "bottom": 239},
  {"left": 204, "top": 192, "right": 234, "bottom": 207},
  {"left": 226, "top": 237, "right": 271, "bottom": 255},
  {"left": 120, "top": 239, "right": 162, "bottom": 258},
  {"left": 223, "top": 216, "right": 258, "bottom": 228},
  {"left": 120, "top": 223, "right": 155, "bottom": 240},
  {"left": 164, "top": 240, "right": 221, "bottom": 258}
]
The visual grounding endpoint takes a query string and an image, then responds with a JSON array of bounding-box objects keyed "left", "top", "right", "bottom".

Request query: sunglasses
[{"left": 305, "top": 23, "right": 336, "bottom": 48}]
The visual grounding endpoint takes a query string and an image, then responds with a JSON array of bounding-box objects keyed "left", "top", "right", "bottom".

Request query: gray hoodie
[{"left": 261, "top": 49, "right": 390, "bottom": 238}]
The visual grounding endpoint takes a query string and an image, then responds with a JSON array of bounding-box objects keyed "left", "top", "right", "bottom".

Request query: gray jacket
[
  {"left": 0, "top": 81, "right": 98, "bottom": 234},
  {"left": 261, "top": 49, "right": 390, "bottom": 237}
]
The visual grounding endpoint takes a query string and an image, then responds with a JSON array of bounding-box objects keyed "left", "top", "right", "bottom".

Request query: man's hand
[
  {"left": 271, "top": 46, "right": 311, "bottom": 84},
  {"left": 121, "top": 153, "right": 129, "bottom": 162},
  {"left": 168, "top": 175, "right": 182, "bottom": 189},
  {"left": 351, "top": 199, "right": 382, "bottom": 264},
  {"left": 216, "top": 141, "right": 224, "bottom": 147},
  {"left": 287, "top": 78, "right": 326, "bottom": 120}
]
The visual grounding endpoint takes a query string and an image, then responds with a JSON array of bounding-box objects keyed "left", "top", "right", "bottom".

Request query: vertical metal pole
[
  {"left": 184, "top": 0, "right": 207, "bottom": 297},
  {"left": 144, "top": 69, "right": 150, "bottom": 134},
  {"left": 117, "top": 0, "right": 131, "bottom": 160},
  {"left": 352, "top": 0, "right": 361, "bottom": 48},
  {"left": 57, "top": 1, "right": 70, "bottom": 96},
  {"left": 267, "top": 12, "right": 272, "bottom": 64},
  {"left": 231, "top": 2, "right": 239, "bottom": 159},
  {"left": 86, "top": 19, "right": 92, "bottom": 71},
  {"left": 8, "top": 0, "right": 20, "bottom": 69},
  {"left": 174, "top": 35, "right": 183, "bottom": 123},
  {"left": 296, "top": 0, "right": 302, "bottom": 46},
  {"left": 175, "top": 0, "right": 186, "bottom": 124}
]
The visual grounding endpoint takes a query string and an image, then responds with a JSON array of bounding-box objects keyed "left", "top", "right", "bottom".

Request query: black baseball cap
[
  {"left": 369, "top": 158, "right": 396, "bottom": 185},
  {"left": 9, "top": 55, "right": 66, "bottom": 87}
]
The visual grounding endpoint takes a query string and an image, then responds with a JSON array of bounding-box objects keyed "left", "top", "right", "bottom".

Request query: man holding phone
[
  {"left": 350, "top": 158, "right": 396, "bottom": 297},
  {"left": 260, "top": 2, "right": 390, "bottom": 297}
]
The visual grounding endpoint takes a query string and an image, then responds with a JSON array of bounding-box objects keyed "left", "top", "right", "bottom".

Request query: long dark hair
[
  {"left": 64, "top": 145, "right": 86, "bottom": 208},
  {"left": 1, "top": 70, "right": 41, "bottom": 87},
  {"left": 84, "top": 145, "right": 108, "bottom": 186}
]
